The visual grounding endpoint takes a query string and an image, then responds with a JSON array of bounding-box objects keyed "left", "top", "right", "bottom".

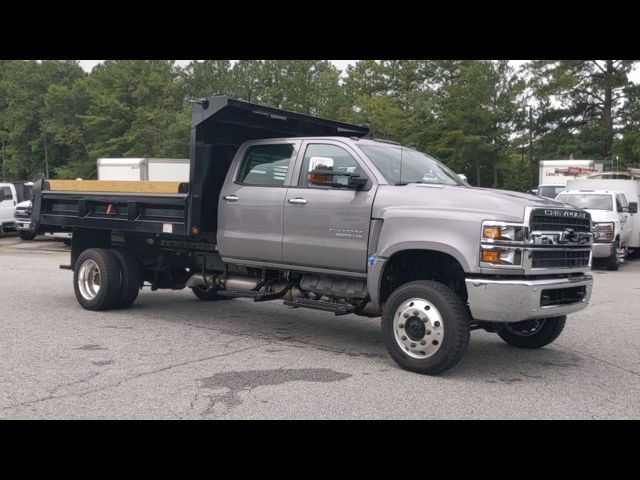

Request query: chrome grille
[
  {"left": 530, "top": 209, "right": 591, "bottom": 233},
  {"left": 14, "top": 209, "right": 31, "bottom": 219}
]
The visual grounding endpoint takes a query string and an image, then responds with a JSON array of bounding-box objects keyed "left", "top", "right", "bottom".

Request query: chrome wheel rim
[
  {"left": 78, "top": 259, "right": 101, "bottom": 301},
  {"left": 505, "top": 319, "right": 545, "bottom": 337},
  {"left": 394, "top": 298, "right": 444, "bottom": 359}
]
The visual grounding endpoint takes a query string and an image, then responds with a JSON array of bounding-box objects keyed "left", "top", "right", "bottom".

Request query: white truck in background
[
  {"left": 538, "top": 159, "right": 597, "bottom": 198},
  {"left": 566, "top": 178, "right": 640, "bottom": 254},
  {"left": 97, "top": 158, "right": 190, "bottom": 182},
  {"left": 1, "top": 182, "right": 33, "bottom": 235}
]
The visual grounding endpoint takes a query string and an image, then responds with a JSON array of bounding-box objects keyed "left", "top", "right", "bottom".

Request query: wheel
[
  {"left": 381, "top": 280, "right": 470, "bottom": 375},
  {"left": 497, "top": 316, "right": 566, "bottom": 349},
  {"left": 606, "top": 240, "right": 620, "bottom": 270},
  {"left": 19, "top": 231, "right": 36, "bottom": 241},
  {"left": 112, "top": 248, "right": 142, "bottom": 309},
  {"left": 73, "top": 248, "right": 122, "bottom": 311},
  {"left": 191, "top": 285, "right": 227, "bottom": 301}
]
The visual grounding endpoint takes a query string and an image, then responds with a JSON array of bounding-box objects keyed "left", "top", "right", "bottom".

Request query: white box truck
[
  {"left": 97, "top": 158, "right": 190, "bottom": 182},
  {"left": 537, "top": 160, "right": 598, "bottom": 198}
]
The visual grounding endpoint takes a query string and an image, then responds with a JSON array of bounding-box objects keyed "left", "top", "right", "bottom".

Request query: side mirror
[
  {"left": 308, "top": 156, "right": 366, "bottom": 190},
  {"left": 457, "top": 173, "right": 468, "bottom": 184},
  {"left": 629, "top": 202, "right": 638, "bottom": 214}
]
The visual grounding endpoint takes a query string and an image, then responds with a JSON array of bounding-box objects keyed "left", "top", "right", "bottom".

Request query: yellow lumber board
[{"left": 47, "top": 180, "right": 185, "bottom": 194}]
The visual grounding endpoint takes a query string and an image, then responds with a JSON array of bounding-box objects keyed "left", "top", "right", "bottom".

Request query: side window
[
  {"left": 616, "top": 195, "right": 623, "bottom": 212},
  {"left": 298, "top": 144, "right": 366, "bottom": 187},
  {"left": 237, "top": 144, "right": 294, "bottom": 187},
  {"left": 0, "top": 187, "right": 12, "bottom": 201}
]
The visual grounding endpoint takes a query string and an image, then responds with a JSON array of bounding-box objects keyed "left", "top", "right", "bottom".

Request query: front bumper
[
  {"left": 592, "top": 242, "right": 614, "bottom": 258},
  {"left": 14, "top": 219, "right": 32, "bottom": 232},
  {"left": 465, "top": 274, "right": 592, "bottom": 322}
]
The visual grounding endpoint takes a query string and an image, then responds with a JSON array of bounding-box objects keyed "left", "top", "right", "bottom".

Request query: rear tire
[
  {"left": 19, "top": 231, "right": 36, "bottom": 241},
  {"left": 112, "top": 248, "right": 142, "bottom": 309},
  {"left": 381, "top": 280, "right": 470, "bottom": 375},
  {"left": 73, "top": 248, "right": 122, "bottom": 311},
  {"left": 497, "top": 316, "right": 566, "bottom": 349}
]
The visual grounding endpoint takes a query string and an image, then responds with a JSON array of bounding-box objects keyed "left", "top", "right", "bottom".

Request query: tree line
[{"left": 1, "top": 60, "right": 638, "bottom": 191}]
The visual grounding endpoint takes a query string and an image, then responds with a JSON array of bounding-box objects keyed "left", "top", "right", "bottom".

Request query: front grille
[
  {"left": 531, "top": 249, "right": 591, "bottom": 268},
  {"left": 541, "top": 285, "right": 586, "bottom": 307},
  {"left": 530, "top": 209, "right": 591, "bottom": 233},
  {"left": 14, "top": 209, "right": 31, "bottom": 219}
]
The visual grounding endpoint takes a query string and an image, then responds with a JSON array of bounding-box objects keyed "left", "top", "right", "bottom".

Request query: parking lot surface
[{"left": 1, "top": 234, "right": 639, "bottom": 419}]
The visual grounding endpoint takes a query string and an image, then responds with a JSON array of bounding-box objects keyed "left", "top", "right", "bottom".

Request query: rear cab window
[{"left": 236, "top": 144, "right": 294, "bottom": 187}]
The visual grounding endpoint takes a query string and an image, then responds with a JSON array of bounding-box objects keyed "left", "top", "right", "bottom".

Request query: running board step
[
  {"left": 217, "top": 288, "right": 287, "bottom": 302},
  {"left": 283, "top": 298, "right": 356, "bottom": 316}
]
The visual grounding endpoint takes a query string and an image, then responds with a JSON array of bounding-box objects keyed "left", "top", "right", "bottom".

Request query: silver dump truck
[{"left": 31, "top": 96, "right": 594, "bottom": 374}]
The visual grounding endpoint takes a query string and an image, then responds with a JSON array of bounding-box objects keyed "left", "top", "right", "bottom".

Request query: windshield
[
  {"left": 556, "top": 194, "right": 613, "bottom": 211},
  {"left": 539, "top": 185, "right": 566, "bottom": 198},
  {"left": 358, "top": 144, "right": 462, "bottom": 186}
]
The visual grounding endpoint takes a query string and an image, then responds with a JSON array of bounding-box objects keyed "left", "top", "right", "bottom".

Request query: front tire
[
  {"left": 382, "top": 280, "right": 470, "bottom": 375},
  {"left": 73, "top": 248, "right": 122, "bottom": 311},
  {"left": 606, "top": 240, "right": 620, "bottom": 271},
  {"left": 497, "top": 316, "right": 566, "bottom": 349},
  {"left": 19, "top": 231, "right": 36, "bottom": 241}
]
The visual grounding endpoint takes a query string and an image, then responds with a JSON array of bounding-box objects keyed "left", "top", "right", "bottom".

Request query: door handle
[
  {"left": 224, "top": 195, "right": 239, "bottom": 202},
  {"left": 288, "top": 198, "right": 307, "bottom": 205}
]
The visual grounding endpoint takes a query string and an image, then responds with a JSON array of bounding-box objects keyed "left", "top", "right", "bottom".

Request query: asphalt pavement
[{"left": 0, "top": 234, "right": 638, "bottom": 419}]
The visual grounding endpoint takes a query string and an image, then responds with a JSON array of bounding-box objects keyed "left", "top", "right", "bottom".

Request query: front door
[
  {"left": 283, "top": 142, "right": 377, "bottom": 273},
  {"left": 217, "top": 142, "right": 298, "bottom": 263},
  {"left": 0, "top": 185, "right": 15, "bottom": 225}
]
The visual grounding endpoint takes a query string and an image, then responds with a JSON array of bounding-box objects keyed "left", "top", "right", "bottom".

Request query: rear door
[
  {"left": 218, "top": 141, "right": 300, "bottom": 263},
  {"left": 282, "top": 141, "right": 377, "bottom": 273}
]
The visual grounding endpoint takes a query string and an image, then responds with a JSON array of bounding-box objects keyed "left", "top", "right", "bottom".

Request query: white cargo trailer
[{"left": 97, "top": 158, "right": 190, "bottom": 182}]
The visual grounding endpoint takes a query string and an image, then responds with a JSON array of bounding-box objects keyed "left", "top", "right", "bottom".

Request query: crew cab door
[
  {"left": 282, "top": 141, "right": 377, "bottom": 273},
  {"left": 617, "top": 193, "right": 632, "bottom": 246},
  {"left": 218, "top": 141, "right": 300, "bottom": 263},
  {"left": 0, "top": 184, "right": 16, "bottom": 224}
]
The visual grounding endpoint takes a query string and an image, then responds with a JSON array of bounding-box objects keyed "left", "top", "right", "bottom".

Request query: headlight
[
  {"left": 593, "top": 222, "right": 614, "bottom": 242},
  {"left": 482, "top": 222, "right": 524, "bottom": 242},
  {"left": 480, "top": 246, "right": 522, "bottom": 266}
]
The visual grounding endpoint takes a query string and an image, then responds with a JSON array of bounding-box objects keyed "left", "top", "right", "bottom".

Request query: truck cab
[{"left": 556, "top": 189, "right": 633, "bottom": 270}]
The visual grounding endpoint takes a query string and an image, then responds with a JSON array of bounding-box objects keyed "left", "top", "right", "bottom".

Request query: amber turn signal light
[
  {"left": 482, "top": 226, "right": 502, "bottom": 239},
  {"left": 481, "top": 250, "right": 501, "bottom": 263}
]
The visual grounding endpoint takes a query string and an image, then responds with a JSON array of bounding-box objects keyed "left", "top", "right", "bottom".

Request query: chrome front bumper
[
  {"left": 14, "top": 220, "right": 32, "bottom": 231},
  {"left": 465, "top": 275, "right": 593, "bottom": 322},
  {"left": 592, "top": 242, "right": 614, "bottom": 258}
]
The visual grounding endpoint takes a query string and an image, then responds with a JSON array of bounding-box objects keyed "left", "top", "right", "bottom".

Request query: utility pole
[
  {"left": 528, "top": 106, "right": 533, "bottom": 189},
  {"left": 43, "top": 133, "right": 50, "bottom": 179},
  {"left": 2, "top": 138, "right": 5, "bottom": 182}
]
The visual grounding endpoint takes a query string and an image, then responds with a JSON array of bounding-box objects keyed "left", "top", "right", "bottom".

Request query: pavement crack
[
  {"left": 0, "top": 344, "right": 268, "bottom": 413},
  {"left": 558, "top": 344, "right": 640, "bottom": 377}
]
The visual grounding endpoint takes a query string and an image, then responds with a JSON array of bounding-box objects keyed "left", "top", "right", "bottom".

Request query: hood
[
  {"left": 373, "top": 184, "right": 563, "bottom": 223},
  {"left": 586, "top": 209, "right": 618, "bottom": 223},
  {"left": 16, "top": 200, "right": 32, "bottom": 209}
]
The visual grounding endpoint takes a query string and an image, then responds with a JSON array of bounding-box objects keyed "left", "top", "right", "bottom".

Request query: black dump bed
[{"left": 32, "top": 96, "right": 369, "bottom": 238}]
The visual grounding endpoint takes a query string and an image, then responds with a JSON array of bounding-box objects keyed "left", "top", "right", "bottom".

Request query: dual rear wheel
[{"left": 73, "top": 248, "right": 142, "bottom": 311}]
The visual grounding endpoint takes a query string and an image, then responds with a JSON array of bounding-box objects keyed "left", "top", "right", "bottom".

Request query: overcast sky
[{"left": 78, "top": 60, "right": 640, "bottom": 82}]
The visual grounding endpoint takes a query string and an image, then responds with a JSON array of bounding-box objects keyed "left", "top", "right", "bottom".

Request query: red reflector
[{"left": 106, "top": 204, "right": 114, "bottom": 215}]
